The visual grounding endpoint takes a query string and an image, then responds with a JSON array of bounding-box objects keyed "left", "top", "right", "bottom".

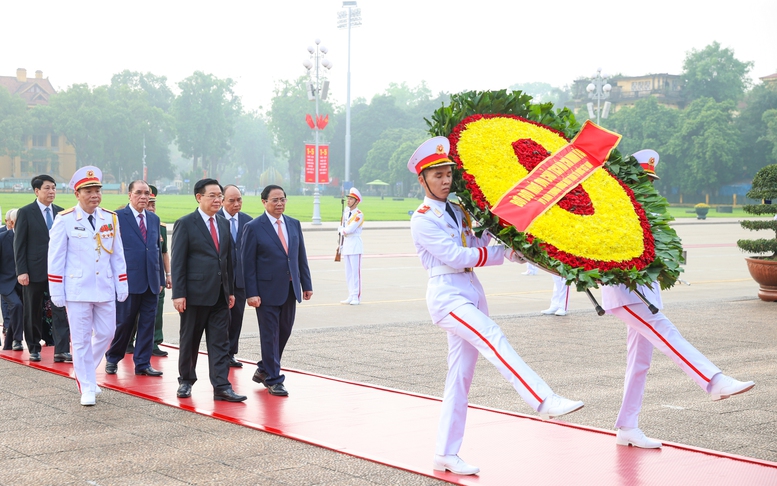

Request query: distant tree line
[{"left": 1, "top": 41, "right": 775, "bottom": 198}]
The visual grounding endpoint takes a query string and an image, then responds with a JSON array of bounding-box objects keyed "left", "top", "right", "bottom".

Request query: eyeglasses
[
  {"left": 266, "top": 198, "right": 287, "bottom": 204},
  {"left": 202, "top": 193, "right": 224, "bottom": 200}
]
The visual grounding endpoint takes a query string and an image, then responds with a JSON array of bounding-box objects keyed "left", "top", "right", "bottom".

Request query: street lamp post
[
  {"left": 337, "top": 1, "right": 361, "bottom": 190},
  {"left": 586, "top": 68, "right": 612, "bottom": 125},
  {"left": 303, "top": 39, "right": 332, "bottom": 225}
]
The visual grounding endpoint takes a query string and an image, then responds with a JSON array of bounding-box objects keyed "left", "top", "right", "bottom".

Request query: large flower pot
[
  {"left": 744, "top": 257, "right": 777, "bottom": 301},
  {"left": 695, "top": 208, "right": 709, "bottom": 220}
]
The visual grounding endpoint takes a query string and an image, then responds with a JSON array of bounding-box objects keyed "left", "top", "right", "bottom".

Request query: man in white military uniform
[
  {"left": 48, "top": 166, "right": 128, "bottom": 406},
  {"left": 408, "top": 137, "right": 584, "bottom": 476},
  {"left": 603, "top": 150, "right": 754, "bottom": 449},
  {"left": 541, "top": 275, "right": 570, "bottom": 316},
  {"left": 338, "top": 187, "right": 364, "bottom": 305}
]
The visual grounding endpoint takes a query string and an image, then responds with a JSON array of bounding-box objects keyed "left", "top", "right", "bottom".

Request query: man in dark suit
[
  {"left": 1, "top": 209, "right": 24, "bottom": 351},
  {"left": 104, "top": 180, "right": 165, "bottom": 377},
  {"left": 217, "top": 184, "right": 253, "bottom": 368},
  {"left": 171, "top": 179, "right": 246, "bottom": 402},
  {"left": 14, "top": 174, "right": 71, "bottom": 362},
  {"left": 242, "top": 184, "right": 313, "bottom": 397}
]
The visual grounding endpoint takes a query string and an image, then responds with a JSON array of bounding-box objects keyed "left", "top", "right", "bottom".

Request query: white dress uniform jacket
[
  {"left": 340, "top": 207, "right": 364, "bottom": 255},
  {"left": 48, "top": 206, "right": 128, "bottom": 302},
  {"left": 410, "top": 197, "right": 505, "bottom": 323}
]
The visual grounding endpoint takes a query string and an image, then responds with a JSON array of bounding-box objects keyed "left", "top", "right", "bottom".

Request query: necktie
[
  {"left": 209, "top": 217, "right": 219, "bottom": 252},
  {"left": 88, "top": 214, "right": 95, "bottom": 230},
  {"left": 230, "top": 217, "right": 237, "bottom": 243},
  {"left": 45, "top": 207, "right": 53, "bottom": 230},
  {"left": 138, "top": 213, "right": 147, "bottom": 242},
  {"left": 445, "top": 203, "right": 458, "bottom": 225},
  {"left": 276, "top": 219, "right": 288, "bottom": 254}
]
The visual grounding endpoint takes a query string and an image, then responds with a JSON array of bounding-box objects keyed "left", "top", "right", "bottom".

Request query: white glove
[
  {"left": 50, "top": 296, "right": 66, "bottom": 308},
  {"left": 337, "top": 226, "right": 344, "bottom": 235},
  {"left": 507, "top": 248, "right": 528, "bottom": 264},
  {"left": 117, "top": 293, "right": 128, "bottom": 302}
]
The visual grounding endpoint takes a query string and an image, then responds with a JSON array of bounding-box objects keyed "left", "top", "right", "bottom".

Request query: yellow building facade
[
  {"left": 572, "top": 73, "right": 684, "bottom": 114},
  {"left": 0, "top": 68, "right": 76, "bottom": 189}
]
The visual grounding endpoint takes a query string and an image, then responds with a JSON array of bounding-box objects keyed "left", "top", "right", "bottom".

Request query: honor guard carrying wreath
[
  {"left": 603, "top": 150, "right": 755, "bottom": 449},
  {"left": 408, "top": 137, "right": 584, "bottom": 476},
  {"left": 48, "top": 166, "right": 129, "bottom": 406},
  {"left": 338, "top": 187, "right": 364, "bottom": 305}
]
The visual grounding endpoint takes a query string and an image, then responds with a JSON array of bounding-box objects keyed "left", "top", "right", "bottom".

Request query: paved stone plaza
[{"left": 0, "top": 219, "right": 774, "bottom": 485}]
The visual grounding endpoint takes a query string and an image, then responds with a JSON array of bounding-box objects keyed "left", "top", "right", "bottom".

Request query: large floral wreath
[{"left": 426, "top": 90, "right": 684, "bottom": 291}]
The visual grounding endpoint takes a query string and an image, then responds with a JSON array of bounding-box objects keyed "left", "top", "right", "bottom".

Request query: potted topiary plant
[
  {"left": 737, "top": 164, "right": 777, "bottom": 301},
  {"left": 694, "top": 203, "right": 710, "bottom": 219}
]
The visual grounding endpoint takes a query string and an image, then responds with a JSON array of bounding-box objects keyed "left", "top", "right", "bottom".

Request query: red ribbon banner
[{"left": 491, "top": 121, "right": 622, "bottom": 232}]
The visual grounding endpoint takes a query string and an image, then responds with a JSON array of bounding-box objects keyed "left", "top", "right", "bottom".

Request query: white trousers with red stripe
[
  {"left": 343, "top": 254, "right": 361, "bottom": 300},
  {"left": 67, "top": 301, "right": 116, "bottom": 395},
  {"left": 611, "top": 304, "right": 721, "bottom": 429},
  {"left": 550, "top": 275, "right": 570, "bottom": 312},
  {"left": 435, "top": 304, "right": 554, "bottom": 455}
]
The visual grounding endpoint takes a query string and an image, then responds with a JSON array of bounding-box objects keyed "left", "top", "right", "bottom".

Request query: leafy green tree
[
  {"left": 223, "top": 110, "right": 279, "bottom": 191},
  {"left": 267, "top": 76, "right": 336, "bottom": 191},
  {"left": 762, "top": 109, "right": 777, "bottom": 161},
  {"left": 666, "top": 97, "right": 741, "bottom": 194},
  {"left": 737, "top": 84, "right": 777, "bottom": 177},
  {"left": 383, "top": 81, "right": 432, "bottom": 109},
  {"left": 0, "top": 87, "right": 30, "bottom": 158},
  {"left": 111, "top": 70, "right": 174, "bottom": 112},
  {"left": 359, "top": 128, "right": 425, "bottom": 191},
  {"left": 172, "top": 71, "right": 242, "bottom": 178},
  {"left": 681, "top": 41, "right": 753, "bottom": 103}
]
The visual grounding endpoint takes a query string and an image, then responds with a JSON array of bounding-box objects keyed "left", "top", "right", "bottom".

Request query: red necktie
[
  {"left": 276, "top": 220, "right": 288, "bottom": 254},
  {"left": 138, "top": 213, "right": 147, "bottom": 242},
  {"left": 209, "top": 217, "right": 219, "bottom": 252}
]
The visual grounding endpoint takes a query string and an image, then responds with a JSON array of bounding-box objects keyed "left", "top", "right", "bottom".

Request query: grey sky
[{"left": 5, "top": 0, "right": 776, "bottom": 112}]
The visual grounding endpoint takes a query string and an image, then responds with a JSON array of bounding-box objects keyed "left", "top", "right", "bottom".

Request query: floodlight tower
[{"left": 337, "top": 1, "right": 361, "bottom": 191}]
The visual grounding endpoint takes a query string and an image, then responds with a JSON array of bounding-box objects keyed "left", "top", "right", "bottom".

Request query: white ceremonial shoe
[
  {"left": 554, "top": 309, "right": 567, "bottom": 316},
  {"left": 616, "top": 428, "right": 662, "bottom": 449},
  {"left": 432, "top": 454, "right": 480, "bottom": 475},
  {"left": 340, "top": 298, "right": 353, "bottom": 305},
  {"left": 708, "top": 374, "right": 755, "bottom": 401},
  {"left": 81, "top": 391, "right": 96, "bottom": 406},
  {"left": 95, "top": 386, "right": 102, "bottom": 396},
  {"left": 538, "top": 393, "right": 584, "bottom": 420},
  {"left": 350, "top": 299, "right": 360, "bottom": 305},
  {"left": 541, "top": 308, "right": 559, "bottom": 315}
]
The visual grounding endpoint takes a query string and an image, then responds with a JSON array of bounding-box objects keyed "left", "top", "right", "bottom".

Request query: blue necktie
[
  {"left": 45, "top": 207, "right": 53, "bottom": 230},
  {"left": 230, "top": 217, "right": 237, "bottom": 243}
]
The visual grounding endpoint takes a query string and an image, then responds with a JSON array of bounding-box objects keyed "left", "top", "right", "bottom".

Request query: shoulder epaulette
[
  {"left": 100, "top": 207, "right": 116, "bottom": 215},
  {"left": 417, "top": 205, "right": 431, "bottom": 214},
  {"left": 58, "top": 207, "right": 76, "bottom": 215}
]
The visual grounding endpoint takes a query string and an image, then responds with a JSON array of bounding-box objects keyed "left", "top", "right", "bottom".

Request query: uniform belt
[{"left": 428, "top": 265, "right": 473, "bottom": 277}]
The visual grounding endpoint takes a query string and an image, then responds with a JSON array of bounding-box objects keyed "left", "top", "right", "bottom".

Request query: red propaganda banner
[
  {"left": 491, "top": 121, "right": 622, "bottom": 232},
  {"left": 304, "top": 144, "right": 330, "bottom": 184}
]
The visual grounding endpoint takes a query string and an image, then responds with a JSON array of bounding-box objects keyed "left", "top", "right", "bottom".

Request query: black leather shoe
[
  {"left": 228, "top": 356, "right": 243, "bottom": 368},
  {"left": 54, "top": 352, "right": 73, "bottom": 363},
  {"left": 252, "top": 369, "right": 268, "bottom": 385},
  {"left": 12, "top": 341, "right": 23, "bottom": 351},
  {"left": 214, "top": 388, "right": 247, "bottom": 402},
  {"left": 29, "top": 352, "right": 41, "bottom": 362},
  {"left": 105, "top": 362, "right": 118, "bottom": 374},
  {"left": 177, "top": 383, "right": 192, "bottom": 398},
  {"left": 267, "top": 383, "right": 289, "bottom": 397},
  {"left": 151, "top": 348, "right": 168, "bottom": 357},
  {"left": 135, "top": 366, "right": 163, "bottom": 377}
]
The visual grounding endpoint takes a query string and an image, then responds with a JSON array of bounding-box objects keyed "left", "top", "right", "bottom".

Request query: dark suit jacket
[
  {"left": 171, "top": 209, "right": 234, "bottom": 306},
  {"left": 217, "top": 209, "right": 253, "bottom": 289},
  {"left": 242, "top": 213, "right": 312, "bottom": 306},
  {"left": 118, "top": 205, "right": 165, "bottom": 295},
  {"left": 0, "top": 230, "right": 19, "bottom": 296},
  {"left": 14, "top": 200, "right": 63, "bottom": 283}
]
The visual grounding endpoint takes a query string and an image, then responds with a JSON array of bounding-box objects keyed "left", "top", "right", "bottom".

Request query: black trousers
[
  {"left": 177, "top": 290, "right": 231, "bottom": 392},
  {"left": 228, "top": 287, "right": 246, "bottom": 356},
  {"left": 256, "top": 282, "right": 297, "bottom": 386},
  {"left": 23, "top": 281, "right": 69, "bottom": 354}
]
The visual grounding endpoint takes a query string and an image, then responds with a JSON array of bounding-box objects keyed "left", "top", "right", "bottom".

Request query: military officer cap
[
  {"left": 407, "top": 136, "right": 456, "bottom": 175},
  {"left": 632, "top": 149, "right": 660, "bottom": 180},
  {"left": 347, "top": 187, "right": 361, "bottom": 202},
  {"left": 149, "top": 184, "right": 158, "bottom": 202},
  {"left": 69, "top": 166, "right": 103, "bottom": 191}
]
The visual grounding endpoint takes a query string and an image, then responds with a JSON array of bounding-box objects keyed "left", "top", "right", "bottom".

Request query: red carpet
[{"left": 2, "top": 346, "right": 776, "bottom": 485}]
